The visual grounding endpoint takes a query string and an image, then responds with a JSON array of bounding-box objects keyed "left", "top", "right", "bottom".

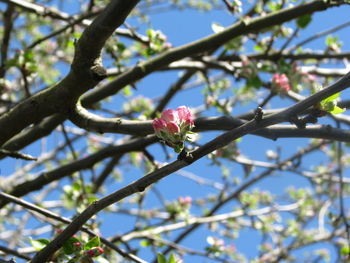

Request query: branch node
[
  {"left": 289, "top": 116, "right": 306, "bottom": 129},
  {"left": 115, "top": 119, "right": 122, "bottom": 126},
  {"left": 254, "top": 107, "right": 263, "bottom": 122},
  {"left": 137, "top": 185, "right": 145, "bottom": 192},
  {"left": 90, "top": 65, "right": 107, "bottom": 81},
  {"left": 177, "top": 149, "right": 194, "bottom": 164}
]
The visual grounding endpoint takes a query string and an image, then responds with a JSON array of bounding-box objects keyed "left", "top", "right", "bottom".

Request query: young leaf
[
  {"left": 29, "top": 238, "right": 50, "bottom": 251},
  {"left": 85, "top": 236, "right": 101, "bottom": 250},
  {"left": 296, "top": 15, "right": 312, "bottom": 28},
  {"left": 63, "top": 236, "right": 81, "bottom": 255},
  {"left": 168, "top": 253, "right": 176, "bottom": 263},
  {"left": 329, "top": 105, "right": 345, "bottom": 114},
  {"left": 321, "top": 92, "right": 340, "bottom": 103},
  {"left": 174, "top": 143, "right": 184, "bottom": 153},
  {"left": 319, "top": 92, "right": 345, "bottom": 114},
  {"left": 157, "top": 252, "right": 167, "bottom": 263},
  {"left": 340, "top": 246, "right": 350, "bottom": 255}
]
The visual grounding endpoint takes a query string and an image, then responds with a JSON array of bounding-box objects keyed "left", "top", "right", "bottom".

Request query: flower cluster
[
  {"left": 206, "top": 236, "right": 238, "bottom": 258},
  {"left": 178, "top": 196, "right": 192, "bottom": 207},
  {"left": 271, "top": 73, "right": 291, "bottom": 94},
  {"left": 84, "top": 247, "right": 104, "bottom": 258},
  {"left": 80, "top": 247, "right": 104, "bottom": 263},
  {"left": 152, "top": 106, "right": 195, "bottom": 153},
  {"left": 240, "top": 57, "right": 258, "bottom": 78},
  {"left": 166, "top": 196, "right": 192, "bottom": 220}
]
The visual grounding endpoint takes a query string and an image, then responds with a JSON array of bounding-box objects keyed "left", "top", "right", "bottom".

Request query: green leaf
[
  {"left": 147, "top": 28, "right": 154, "bottom": 39},
  {"left": 296, "top": 15, "right": 312, "bottom": 28},
  {"left": 254, "top": 44, "right": 263, "bottom": 52},
  {"left": 322, "top": 92, "right": 340, "bottom": 103},
  {"left": 341, "top": 246, "right": 350, "bottom": 255},
  {"left": 85, "top": 236, "right": 100, "bottom": 250},
  {"left": 168, "top": 254, "right": 176, "bottom": 263},
  {"left": 24, "top": 50, "right": 35, "bottom": 62},
  {"left": 140, "top": 240, "right": 150, "bottom": 247},
  {"left": 29, "top": 238, "right": 50, "bottom": 251},
  {"left": 157, "top": 253, "right": 167, "bottom": 263},
  {"left": 174, "top": 143, "right": 184, "bottom": 153},
  {"left": 329, "top": 105, "right": 345, "bottom": 114},
  {"left": 246, "top": 76, "right": 262, "bottom": 89},
  {"left": 124, "top": 86, "right": 133, "bottom": 97},
  {"left": 319, "top": 92, "right": 345, "bottom": 114},
  {"left": 117, "top": 42, "right": 126, "bottom": 52},
  {"left": 63, "top": 236, "right": 81, "bottom": 255}
]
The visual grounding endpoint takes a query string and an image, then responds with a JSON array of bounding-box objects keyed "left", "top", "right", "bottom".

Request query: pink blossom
[
  {"left": 86, "top": 250, "right": 95, "bottom": 257},
  {"left": 302, "top": 72, "right": 317, "bottom": 83},
  {"left": 85, "top": 247, "right": 104, "bottom": 257},
  {"left": 225, "top": 244, "right": 236, "bottom": 253},
  {"left": 240, "top": 58, "right": 257, "bottom": 77},
  {"left": 152, "top": 106, "right": 195, "bottom": 152},
  {"left": 179, "top": 196, "right": 192, "bottom": 206},
  {"left": 272, "top": 73, "right": 291, "bottom": 93},
  {"left": 215, "top": 239, "right": 224, "bottom": 247},
  {"left": 166, "top": 122, "right": 180, "bottom": 134},
  {"left": 177, "top": 106, "right": 194, "bottom": 126},
  {"left": 207, "top": 236, "right": 225, "bottom": 247},
  {"left": 153, "top": 118, "right": 167, "bottom": 134},
  {"left": 161, "top": 109, "right": 178, "bottom": 122}
]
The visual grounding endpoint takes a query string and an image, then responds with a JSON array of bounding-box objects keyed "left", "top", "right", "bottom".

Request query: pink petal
[
  {"left": 152, "top": 118, "right": 166, "bottom": 132},
  {"left": 177, "top": 106, "right": 194, "bottom": 125},
  {"left": 161, "top": 109, "right": 178, "bottom": 122},
  {"left": 272, "top": 73, "right": 290, "bottom": 92},
  {"left": 166, "top": 122, "right": 180, "bottom": 134}
]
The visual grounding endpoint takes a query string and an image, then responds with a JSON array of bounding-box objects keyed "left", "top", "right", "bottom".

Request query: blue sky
[{"left": 1, "top": 1, "right": 350, "bottom": 262}]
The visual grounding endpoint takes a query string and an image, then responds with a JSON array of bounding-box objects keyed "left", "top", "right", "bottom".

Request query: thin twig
[
  {"left": 336, "top": 121, "right": 350, "bottom": 259},
  {"left": 0, "top": 148, "right": 37, "bottom": 161},
  {"left": 289, "top": 19, "right": 350, "bottom": 52}
]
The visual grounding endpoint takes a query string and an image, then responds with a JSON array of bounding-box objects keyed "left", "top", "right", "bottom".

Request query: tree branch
[
  {"left": 0, "top": 148, "right": 37, "bottom": 161},
  {"left": 82, "top": 0, "right": 344, "bottom": 106},
  {"left": 0, "top": 0, "right": 140, "bottom": 147},
  {"left": 30, "top": 70, "right": 350, "bottom": 262}
]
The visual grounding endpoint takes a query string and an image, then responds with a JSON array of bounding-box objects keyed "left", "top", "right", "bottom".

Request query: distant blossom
[{"left": 272, "top": 73, "right": 291, "bottom": 94}]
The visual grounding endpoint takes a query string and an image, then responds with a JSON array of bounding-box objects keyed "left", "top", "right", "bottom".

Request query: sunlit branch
[
  {"left": 117, "top": 202, "right": 301, "bottom": 242},
  {"left": 83, "top": 0, "right": 344, "bottom": 106}
]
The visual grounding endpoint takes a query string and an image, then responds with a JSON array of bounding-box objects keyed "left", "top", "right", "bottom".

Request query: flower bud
[
  {"left": 152, "top": 106, "right": 195, "bottom": 152},
  {"left": 84, "top": 247, "right": 104, "bottom": 258},
  {"left": 179, "top": 196, "right": 192, "bottom": 206},
  {"left": 272, "top": 73, "right": 291, "bottom": 94}
]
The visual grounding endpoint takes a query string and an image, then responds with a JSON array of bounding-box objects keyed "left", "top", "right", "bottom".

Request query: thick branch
[
  {"left": 82, "top": 0, "right": 343, "bottom": 106},
  {"left": 69, "top": 103, "right": 350, "bottom": 142},
  {"left": 0, "top": 0, "right": 140, "bottom": 147},
  {"left": 30, "top": 71, "right": 350, "bottom": 263},
  {"left": 0, "top": 0, "right": 145, "bottom": 42}
]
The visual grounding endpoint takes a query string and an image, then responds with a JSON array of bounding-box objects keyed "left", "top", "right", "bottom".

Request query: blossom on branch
[
  {"left": 271, "top": 73, "right": 291, "bottom": 94},
  {"left": 153, "top": 106, "right": 195, "bottom": 153},
  {"left": 84, "top": 247, "right": 104, "bottom": 258}
]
